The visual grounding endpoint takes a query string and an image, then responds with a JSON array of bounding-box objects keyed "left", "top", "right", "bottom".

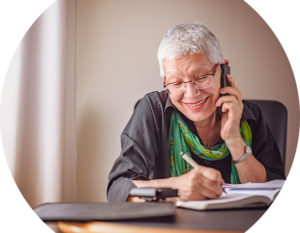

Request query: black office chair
[
  {"left": 134, "top": 98, "right": 287, "bottom": 167},
  {"left": 246, "top": 100, "right": 287, "bottom": 167}
]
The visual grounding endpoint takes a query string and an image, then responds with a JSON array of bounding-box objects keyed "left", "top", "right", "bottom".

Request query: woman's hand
[
  {"left": 132, "top": 165, "right": 225, "bottom": 202},
  {"left": 174, "top": 165, "right": 224, "bottom": 201},
  {"left": 216, "top": 74, "right": 243, "bottom": 149}
]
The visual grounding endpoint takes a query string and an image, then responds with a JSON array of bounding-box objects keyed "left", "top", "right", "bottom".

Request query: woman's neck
[{"left": 194, "top": 111, "right": 221, "bottom": 146}]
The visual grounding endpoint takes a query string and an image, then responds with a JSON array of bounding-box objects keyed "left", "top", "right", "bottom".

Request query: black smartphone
[{"left": 220, "top": 63, "right": 230, "bottom": 96}]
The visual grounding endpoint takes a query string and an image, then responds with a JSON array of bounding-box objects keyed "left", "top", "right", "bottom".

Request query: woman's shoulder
[
  {"left": 242, "top": 100, "right": 262, "bottom": 121},
  {"left": 243, "top": 100, "right": 260, "bottom": 112},
  {"left": 144, "top": 90, "right": 168, "bottom": 102},
  {"left": 136, "top": 91, "right": 169, "bottom": 111}
]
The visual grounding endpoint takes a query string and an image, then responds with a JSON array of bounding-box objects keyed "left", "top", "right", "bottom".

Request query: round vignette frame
[{"left": 0, "top": 1, "right": 299, "bottom": 233}]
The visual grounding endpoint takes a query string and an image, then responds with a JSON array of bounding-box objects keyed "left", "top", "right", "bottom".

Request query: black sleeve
[
  {"left": 247, "top": 102, "right": 286, "bottom": 180},
  {"left": 106, "top": 93, "right": 163, "bottom": 202}
]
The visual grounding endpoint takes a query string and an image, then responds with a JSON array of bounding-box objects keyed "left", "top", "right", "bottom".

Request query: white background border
[{"left": 0, "top": 0, "right": 299, "bottom": 232}]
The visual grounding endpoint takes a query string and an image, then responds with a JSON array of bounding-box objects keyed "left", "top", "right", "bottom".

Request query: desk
[{"left": 45, "top": 207, "right": 267, "bottom": 233}]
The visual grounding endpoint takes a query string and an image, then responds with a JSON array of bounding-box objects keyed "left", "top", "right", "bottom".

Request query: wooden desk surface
[{"left": 46, "top": 207, "right": 267, "bottom": 233}]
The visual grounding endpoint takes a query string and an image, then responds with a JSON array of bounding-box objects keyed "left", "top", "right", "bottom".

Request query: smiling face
[{"left": 163, "top": 53, "right": 221, "bottom": 124}]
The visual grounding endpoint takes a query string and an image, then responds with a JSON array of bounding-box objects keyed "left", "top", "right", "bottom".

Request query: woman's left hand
[{"left": 215, "top": 74, "right": 243, "bottom": 148}]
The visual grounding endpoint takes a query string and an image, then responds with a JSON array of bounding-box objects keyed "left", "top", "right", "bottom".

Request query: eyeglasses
[{"left": 164, "top": 63, "right": 220, "bottom": 95}]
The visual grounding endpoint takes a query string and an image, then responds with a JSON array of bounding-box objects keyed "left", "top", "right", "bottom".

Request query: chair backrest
[{"left": 246, "top": 100, "right": 287, "bottom": 167}]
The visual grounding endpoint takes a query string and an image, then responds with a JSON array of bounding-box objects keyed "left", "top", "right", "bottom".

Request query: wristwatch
[{"left": 233, "top": 145, "right": 252, "bottom": 164}]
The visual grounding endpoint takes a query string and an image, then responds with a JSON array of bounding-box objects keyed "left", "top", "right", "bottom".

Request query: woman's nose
[{"left": 184, "top": 82, "right": 200, "bottom": 98}]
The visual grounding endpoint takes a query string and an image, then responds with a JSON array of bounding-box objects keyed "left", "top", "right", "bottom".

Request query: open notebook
[{"left": 176, "top": 179, "right": 285, "bottom": 210}]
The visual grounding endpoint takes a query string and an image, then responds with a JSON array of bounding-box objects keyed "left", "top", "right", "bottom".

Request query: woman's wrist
[{"left": 225, "top": 136, "right": 246, "bottom": 160}]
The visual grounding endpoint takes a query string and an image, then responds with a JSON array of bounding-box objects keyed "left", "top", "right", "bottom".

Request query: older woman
[{"left": 107, "top": 23, "right": 285, "bottom": 202}]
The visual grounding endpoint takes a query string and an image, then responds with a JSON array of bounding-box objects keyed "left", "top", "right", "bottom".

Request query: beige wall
[
  {"left": 1, "top": 0, "right": 78, "bottom": 206},
  {"left": 76, "top": 0, "right": 299, "bottom": 202}
]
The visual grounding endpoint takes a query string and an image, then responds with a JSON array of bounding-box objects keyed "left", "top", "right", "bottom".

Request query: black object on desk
[
  {"left": 34, "top": 202, "right": 176, "bottom": 222},
  {"left": 129, "top": 187, "right": 178, "bottom": 202}
]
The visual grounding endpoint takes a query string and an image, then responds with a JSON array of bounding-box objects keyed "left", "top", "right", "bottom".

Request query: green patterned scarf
[{"left": 169, "top": 111, "right": 252, "bottom": 184}]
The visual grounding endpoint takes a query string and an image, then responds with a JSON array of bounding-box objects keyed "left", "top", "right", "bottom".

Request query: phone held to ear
[{"left": 220, "top": 63, "right": 230, "bottom": 96}]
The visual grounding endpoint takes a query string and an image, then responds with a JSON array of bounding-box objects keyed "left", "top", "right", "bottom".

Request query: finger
[
  {"left": 178, "top": 187, "right": 206, "bottom": 201},
  {"left": 216, "top": 95, "right": 238, "bottom": 107},
  {"left": 179, "top": 193, "right": 206, "bottom": 201},
  {"left": 204, "top": 172, "right": 224, "bottom": 190},
  {"left": 221, "top": 102, "right": 233, "bottom": 113},
  {"left": 220, "top": 178, "right": 225, "bottom": 186},
  {"left": 197, "top": 183, "right": 223, "bottom": 199},
  {"left": 227, "top": 74, "right": 236, "bottom": 88},
  {"left": 198, "top": 181, "right": 223, "bottom": 199},
  {"left": 219, "top": 86, "right": 242, "bottom": 103},
  {"left": 219, "top": 85, "right": 241, "bottom": 97},
  {"left": 196, "top": 172, "right": 224, "bottom": 198},
  {"left": 198, "top": 168, "right": 224, "bottom": 194}
]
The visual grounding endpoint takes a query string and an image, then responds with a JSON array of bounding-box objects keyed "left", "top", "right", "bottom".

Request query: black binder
[{"left": 34, "top": 202, "right": 175, "bottom": 222}]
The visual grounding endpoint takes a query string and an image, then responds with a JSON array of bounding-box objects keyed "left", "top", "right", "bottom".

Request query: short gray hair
[{"left": 157, "top": 23, "right": 224, "bottom": 77}]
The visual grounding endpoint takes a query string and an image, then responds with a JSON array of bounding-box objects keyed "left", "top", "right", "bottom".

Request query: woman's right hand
[
  {"left": 173, "top": 165, "right": 224, "bottom": 201},
  {"left": 131, "top": 166, "right": 224, "bottom": 202}
]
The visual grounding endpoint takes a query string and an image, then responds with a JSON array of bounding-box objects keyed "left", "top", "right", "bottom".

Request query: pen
[
  {"left": 180, "top": 152, "right": 226, "bottom": 193},
  {"left": 180, "top": 152, "right": 199, "bottom": 168}
]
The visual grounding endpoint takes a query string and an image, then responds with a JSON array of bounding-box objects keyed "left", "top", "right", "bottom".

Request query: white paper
[{"left": 222, "top": 179, "right": 285, "bottom": 190}]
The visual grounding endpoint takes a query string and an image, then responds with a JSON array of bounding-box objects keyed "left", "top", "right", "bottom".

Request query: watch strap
[{"left": 233, "top": 145, "right": 252, "bottom": 164}]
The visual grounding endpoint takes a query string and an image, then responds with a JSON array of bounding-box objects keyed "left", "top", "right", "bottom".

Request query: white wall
[{"left": 76, "top": 0, "right": 299, "bottom": 202}]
